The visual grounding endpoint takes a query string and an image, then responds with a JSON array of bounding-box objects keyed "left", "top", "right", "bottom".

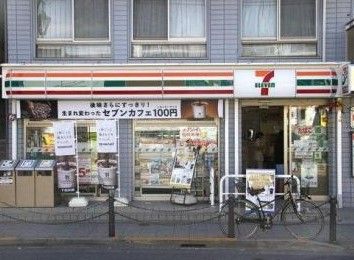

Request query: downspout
[
  {"left": 234, "top": 99, "right": 239, "bottom": 177},
  {"left": 11, "top": 100, "right": 17, "bottom": 160},
  {"left": 225, "top": 99, "right": 229, "bottom": 195},
  {"left": 322, "top": 0, "right": 326, "bottom": 62},
  {"left": 336, "top": 100, "right": 343, "bottom": 208}
]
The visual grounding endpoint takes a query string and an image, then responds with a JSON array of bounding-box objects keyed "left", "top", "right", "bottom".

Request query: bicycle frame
[
  {"left": 219, "top": 174, "right": 301, "bottom": 211},
  {"left": 254, "top": 186, "right": 297, "bottom": 228}
]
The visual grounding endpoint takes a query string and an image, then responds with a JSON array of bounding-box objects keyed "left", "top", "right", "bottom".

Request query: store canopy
[{"left": 1, "top": 63, "right": 347, "bottom": 100}]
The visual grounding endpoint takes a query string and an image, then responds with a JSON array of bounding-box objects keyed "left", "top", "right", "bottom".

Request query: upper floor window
[
  {"left": 131, "top": 0, "right": 206, "bottom": 58},
  {"left": 241, "top": 0, "right": 317, "bottom": 57},
  {"left": 36, "top": 0, "right": 111, "bottom": 58}
]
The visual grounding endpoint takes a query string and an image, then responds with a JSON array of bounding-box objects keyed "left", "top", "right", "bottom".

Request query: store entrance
[
  {"left": 242, "top": 106, "right": 284, "bottom": 174},
  {"left": 241, "top": 103, "right": 329, "bottom": 199}
]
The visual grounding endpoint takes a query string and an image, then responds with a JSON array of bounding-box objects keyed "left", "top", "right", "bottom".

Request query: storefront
[
  {"left": 2, "top": 65, "right": 232, "bottom": 202},
  {"left": 234, "top": 67, "right": 343, "bottom": 200},
  {"left": 1, "top": 63, "right": 346, "bottom": 204}
]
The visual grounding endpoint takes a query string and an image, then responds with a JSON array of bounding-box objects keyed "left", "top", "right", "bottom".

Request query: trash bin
[
  {"left": 15, "top": 159, "right": 36, "bottom": 207},
  {"left": 35, "top": 160, "right": 56, "bottom": 207},
  {"left": 0, "top": 160, "right": 19, "bottom": 207}
]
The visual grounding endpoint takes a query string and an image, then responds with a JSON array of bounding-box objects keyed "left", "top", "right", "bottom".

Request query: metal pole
[
  {"left": 108, "top": 189, "right": 115, "bottom": 237},
  {"left": 227, "top": 196, "right": 235, "bottom": 238},
  {"left": 329, "top": 196, "right": 337, "bottom": 243}
]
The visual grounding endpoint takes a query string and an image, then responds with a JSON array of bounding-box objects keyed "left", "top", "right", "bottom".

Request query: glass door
[{"left": 289, "top": 106, "right": 329, "bottom": 197}]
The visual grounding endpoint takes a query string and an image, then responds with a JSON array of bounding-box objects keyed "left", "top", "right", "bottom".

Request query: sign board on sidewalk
[{"left": 246, "top": 169, "right": 275, "bottom": 212}]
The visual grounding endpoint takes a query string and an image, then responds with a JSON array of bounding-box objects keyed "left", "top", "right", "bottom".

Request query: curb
[{"left": 0, "top": 236, "right": 349, "bottom": 252}]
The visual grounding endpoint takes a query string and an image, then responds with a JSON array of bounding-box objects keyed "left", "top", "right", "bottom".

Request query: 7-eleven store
[{"left": 1, "top": 63, "right": 345, "bottom": 204}]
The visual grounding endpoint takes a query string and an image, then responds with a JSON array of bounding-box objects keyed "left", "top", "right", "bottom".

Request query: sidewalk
[{"left": 0, "top": 199, "right": 353, "bottom": 253}]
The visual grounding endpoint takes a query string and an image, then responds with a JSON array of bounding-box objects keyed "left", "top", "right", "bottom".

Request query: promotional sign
[
  {"left": 21, "top": 100, "right": 58, "bottom": 119},
  {"left": 96, "top": 120, "right": 118, "bottom": 153},
  {"left": 56, "top": 155, "right": 76, "bottom": 192},
  {"left": 58, "top": 100, "right": 181, "bottom": 119},
  {"left": 53, "top": 121, "right": 76, "bottom": 156},
  {"left": 170, "top": 142, "right": 197, "bottom": 189},
  {"left": 246, "top": 169, "right": 275, "bottom": 212},
  {"left": 234, "top": 69, "right": 296, "bottom": 98},
  {"left": 349, "top": 65, "right": 354, "bottom": 93}
]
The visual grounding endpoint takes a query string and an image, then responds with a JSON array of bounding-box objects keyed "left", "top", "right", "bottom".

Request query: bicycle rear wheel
[
  {"left": 218, "top": 197, "right": 260, "bottom": 239},
  {"left": 281, "top": 198, "right": 324, "bottom": 239}
]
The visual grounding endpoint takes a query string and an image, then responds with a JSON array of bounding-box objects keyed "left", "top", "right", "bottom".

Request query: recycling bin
[
  {"left": 35, "top": 160, "right": 56, "bottom": 207},
  {"left": 15, "top": 160, "right": 36, "bottom": 207},
  {"left": 0, "top": 160, "right": 18, "bottom": 207}
]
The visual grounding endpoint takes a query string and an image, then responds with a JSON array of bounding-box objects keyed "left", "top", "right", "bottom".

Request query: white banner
[
  {"left": 58, "top": 100, "right": 181, "bottom": 119},
  {"left": 53, "top": 121, "right": 76, "bottom": 156},
  {"left": 96, "top": 120, "right": 117, "bottom": 153}
]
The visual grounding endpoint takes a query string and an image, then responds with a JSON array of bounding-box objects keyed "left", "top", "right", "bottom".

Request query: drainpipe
[
  {"left": 234, "top": 99, "right": 239, "bottom": 177},
  {"left": 11, "top": 100, "right": 17, "bottom": 160},
  {"left": 322, "top": 0, "right": 326, "bottom": 62},
  {"left": 336, "top": 99, "right": 343, "bottom": 208},
  {"left": 225, "top": 99, "right": 229, "bottom": 196}
]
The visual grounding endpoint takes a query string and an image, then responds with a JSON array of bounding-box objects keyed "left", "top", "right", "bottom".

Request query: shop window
[
  {"left": 134, "top": 122, "right": 218, "bottom": 197},
  {"left": 36, "top": 0, "right": 111, "bottom": 58},
  {"left": 290, "top": 106, "right": 329, "bottom": 196},
  {"left": 132, "top": 0, "right": 206, "bottom": 58},
  {"left": 241, "top": 0, "right": 317, "bottom": 57}
]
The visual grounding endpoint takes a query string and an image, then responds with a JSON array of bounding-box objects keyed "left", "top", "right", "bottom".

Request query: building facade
[{"left": 2, "top": 0, "right": 354, "bottom": 207}]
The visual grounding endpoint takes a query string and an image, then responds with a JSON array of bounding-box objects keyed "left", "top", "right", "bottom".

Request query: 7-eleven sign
[
  {"left": 234, "top": 69, "right": 296, "bottom": 98},
  {"left": 255, "top": 70, "right": 275, "bottom": 96}
]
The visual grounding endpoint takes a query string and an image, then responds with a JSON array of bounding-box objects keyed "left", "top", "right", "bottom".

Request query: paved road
[{"left": 0, "top": 244, "right": 353, "bottom": 260}]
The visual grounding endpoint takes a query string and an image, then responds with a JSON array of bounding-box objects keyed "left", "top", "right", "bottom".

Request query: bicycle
[{"left": 218, "top": 175, "right": 325, "bottom": 240}]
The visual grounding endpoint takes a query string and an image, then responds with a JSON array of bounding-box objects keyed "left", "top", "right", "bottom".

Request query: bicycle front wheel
[
  {"left": 218, "top": 197, "right": 260, "bottom": 239},
  {"left": 281, "top": 198, "right": 324, "bottom": 239}
]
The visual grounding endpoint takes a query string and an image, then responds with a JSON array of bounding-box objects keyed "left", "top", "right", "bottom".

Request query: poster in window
[
  {"left": 96, "top": 120, "right": 117, "bottom": 153},
  {"left": 53, "top": 121, "right": 76, "bottom": 156}
]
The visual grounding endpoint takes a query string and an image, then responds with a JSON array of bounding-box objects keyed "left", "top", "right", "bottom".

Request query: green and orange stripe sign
[
  {"left": 296, "top": 70, "right": 338, "bottom": 96},
  {"left": 3, "top": 70, "right": 234, "bottom": 99}
]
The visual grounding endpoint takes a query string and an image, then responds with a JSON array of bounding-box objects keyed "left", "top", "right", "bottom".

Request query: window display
[
  {"left": 134, "top": 121, "right": 218, "bottom": 197},
  {"left": 290, "top": 106, "right": 329, "bottom": 196},
  {"left": 25, "top": 121, "right": 100, "bottom": 194}
]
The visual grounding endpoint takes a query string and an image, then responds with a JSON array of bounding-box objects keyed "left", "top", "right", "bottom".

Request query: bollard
[
  {"left": 108, "top": 189, "right": 115, "bottom": 237},
  {"left": 329, "top": 196, "right": 337, "bottom": 243},
  {"left": 227, "top": 196, "right": 235, "bottom": 238}
]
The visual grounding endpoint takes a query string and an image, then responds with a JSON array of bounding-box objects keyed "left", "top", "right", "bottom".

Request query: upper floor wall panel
[{"left": 4, "top": 0, "right": 352, "bottom": 64}]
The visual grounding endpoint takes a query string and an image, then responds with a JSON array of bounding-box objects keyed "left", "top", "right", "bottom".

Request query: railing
[{"left": 219, "top": 174, "right": 301, "bottom": 211}]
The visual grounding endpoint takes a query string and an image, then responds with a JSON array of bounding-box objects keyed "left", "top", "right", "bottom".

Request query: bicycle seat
[{"left": 248, "top": 187, "right": 265, "bottom": 196}]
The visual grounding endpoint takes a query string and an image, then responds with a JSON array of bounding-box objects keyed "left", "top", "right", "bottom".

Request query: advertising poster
[
  {"left": 58, "top": 100, "right": 181, "bottom": 119},
  {"left": 170, "top": 141, "right": 196, "bottom": 189},
  {"left": 301, "top": 160, "right": 318, "bottom": 188},
  {"left": 53, "top": 121, "right": 76, "bottom": 156},
  {"left": 56, "top": 156, "right": 76, "bottom": 192},
  {"left": 78, "top": 155, "right": 92, "bottom": 185},
  {"left": 96, "top": 120, "right": 117, "bottom": 153},
  {"left": 97, "top": 154, "right": 117, "bottom": 189},
  {"left": 21, "top": 100, "right": 58, "bottom": 120},
  {"left": 246, "top": 169, "right": 275, "bottom": 212}
]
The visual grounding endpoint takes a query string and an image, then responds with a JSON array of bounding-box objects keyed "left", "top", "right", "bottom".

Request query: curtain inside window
[
  {"left": 37, "top": 0, "right": 72, "bottom": 39},
  {"left": 170, "top": 0, "right": 205, "bottom": 38},
  {"left": 281, "top": 0, "right": 316, "bottom": 38},
  {"left": 242, "top": 0, "right": 276, "bottom": 38},
  {"left": 74, "top": 0, "right": 109, "bottom": 39},
  {"left": 133, "top": 0, "right": 167, "bottom": 40}
]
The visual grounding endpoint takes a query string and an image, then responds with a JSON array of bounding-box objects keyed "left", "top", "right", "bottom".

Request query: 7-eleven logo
[{"left": 255, "top": 70, "right": 275, "bottom": 96}]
